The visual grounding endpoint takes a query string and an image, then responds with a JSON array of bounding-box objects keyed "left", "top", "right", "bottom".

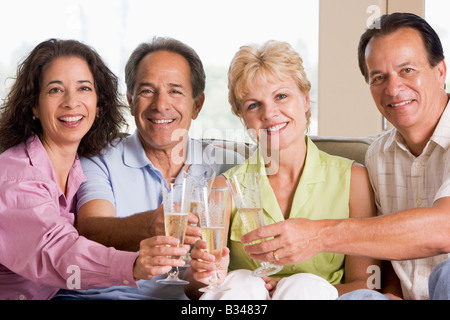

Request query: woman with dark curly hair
[
  {"left": 0, "top": 38, "right": 127, "bottom": 155},
  {"left": 0, "top": 39, "right": 188, "bottom": 300}
]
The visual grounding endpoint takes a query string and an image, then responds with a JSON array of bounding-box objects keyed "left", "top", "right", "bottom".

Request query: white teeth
[
  {"left": 391, "top": 100, "right": 413, "bottom": 107},
  {"left": 151, "top": 119, "right": 174, "bottom": 124},
  {"left": 59, "top": 115, "right": 83, "bottom": 122},
  {"left": 267, "top": 122, "right": 287, "bottom": 132}
]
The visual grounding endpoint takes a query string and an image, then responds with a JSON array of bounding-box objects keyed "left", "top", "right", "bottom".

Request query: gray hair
[{"left": 125, "top": 37, "right": 206, "bottom": 98}]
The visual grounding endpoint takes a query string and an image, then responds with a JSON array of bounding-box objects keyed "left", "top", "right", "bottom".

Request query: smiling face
[
  {"left": 240, "top": 74, "right": 310, "bottom": 151},
  {"left": 365, "top": 27, "right": 447, "bottom": 136},
  {"left": 33, "top": 56, "right": 97, "bottom": 152},
  {"left": 128, "top": 50, "right": 204, "bottom": 154}
]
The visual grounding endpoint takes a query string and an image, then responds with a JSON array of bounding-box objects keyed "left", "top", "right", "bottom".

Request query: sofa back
[{"left": 204, "top": 134, "right": 380, "bottom": 166}]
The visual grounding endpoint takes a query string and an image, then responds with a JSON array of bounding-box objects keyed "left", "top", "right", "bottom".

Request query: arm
[
  {"left": 76, "top": 200, "right": 163, "bottom": 251},
  {"left": 77, "top": 200, "right": 200, "bottom": 251},
  {"left": 321, "top": 197, "right": 450, "bottom": 260},
  {"left": 334, "top": 164, "right": 381, "bottom": 296},
  {"left": 75, "top": 155, "right": 164, "bottom": 251},
  {"left": 242, "top": 196, "right": 450, "bottom": 262},
  {"left": 76, "top": 155, "right": 200, "bottom": 251},
  {"left": 0, "top": 180, "right": 139, "bottom": 289}
]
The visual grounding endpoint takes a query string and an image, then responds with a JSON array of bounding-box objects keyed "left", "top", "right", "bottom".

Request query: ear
[
  {"left": 192, "top": 93, "right": 205, "bottom": 120},
  {"left": 436, "top": 59, "right": 447, "bottom": 89},
  {"left": 32, "top": 105, "right": 39, "bottom": 119},
  {"left": 127, "top": 93, "right": 135, "bottom": 116},
  {"left": 303, "top": 91, "right": 311, "bottom": 113}
]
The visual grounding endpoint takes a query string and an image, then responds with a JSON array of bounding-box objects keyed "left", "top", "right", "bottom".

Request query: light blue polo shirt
[
  {"left": 77, "top": 130, "right": 244, "bottom": 216},
  {"left": 55, "top": 130, "right": 244, "bottom": 300}
]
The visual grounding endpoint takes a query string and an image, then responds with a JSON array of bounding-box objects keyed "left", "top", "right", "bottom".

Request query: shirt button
[
  {"left": 418, "top": 269, "right": 426, "bottom": 276},
  {"left": 291, "top": 266, "right": 296, "bottom": 272},
  {"left": 18, "top": 295, "right": 26, "bottom": 300},
  {"left": 123, "top": 280, "right": 129, "bottom": 285},
  {"left": 416, "top": 198, "right": 423, "bottom": 206},
  {"left": 415, "top": 162, "right": 422, "bottom": 168}
]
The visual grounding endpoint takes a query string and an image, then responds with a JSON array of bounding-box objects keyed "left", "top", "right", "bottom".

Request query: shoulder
[
  {"left": 80, "top": 137, "right": 127, "bottom": 167},
  {"left": 349, "top": 162, "right": 370, "bottom": 185},
  {"left": 312, "top": 139, "right": 354, "bottom": 172},
  {"left": 0, "top": 143, "right": 48, "bottom": 183},
  {"left": 0, "top": 146, "right": 56, "bottom": 206},
  {"left": 366, "top": 130, "right": 394, "bottom": 161},
  {"left": 317, "top": 149, "right": 353, "bottom": 167}
]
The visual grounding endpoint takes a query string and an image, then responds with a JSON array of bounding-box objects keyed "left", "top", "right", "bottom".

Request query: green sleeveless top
[{"left": 222, "top": 136, "right": 353, "bottom": 284}]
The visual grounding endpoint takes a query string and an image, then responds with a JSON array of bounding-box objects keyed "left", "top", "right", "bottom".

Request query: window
[
  {"left": 426, "top": 0, "right": 450, "bottom": 88},
  {"left": 0, "top": 0, "right": 319, "bottom": 141}
]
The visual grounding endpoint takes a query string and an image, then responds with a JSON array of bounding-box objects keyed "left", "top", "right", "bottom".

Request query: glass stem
[
  {"left": 168, "top": 266, "right": 179, "bottom": 278},
  {"left": 209, "top": 265, "right": 220, "bottom": 287}
]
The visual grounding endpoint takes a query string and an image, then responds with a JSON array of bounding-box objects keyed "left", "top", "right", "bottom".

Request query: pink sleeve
[{"left": 0, "top": 179, "right": 138, "bottom": 289}]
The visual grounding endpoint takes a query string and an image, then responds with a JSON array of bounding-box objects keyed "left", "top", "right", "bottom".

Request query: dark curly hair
[{"left": 0, "top": 38, "right": 128, "bottom": 156}]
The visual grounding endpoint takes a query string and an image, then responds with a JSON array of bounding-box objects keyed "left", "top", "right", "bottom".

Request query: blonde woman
[{"left": 186, "top": 40, "right": 379, "bottom": 299}]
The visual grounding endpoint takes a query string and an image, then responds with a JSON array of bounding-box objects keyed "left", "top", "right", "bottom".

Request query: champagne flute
[
  {"left": 197, "top": 187, "right": 230, "bottom": 292},
  {"left": 226, "top": 171, "right": 282, "bottom": 277},
  {"left": 157, "top": 177, "right": 192, "bottom": 285},
  {"left": 185, "top": 164, "right": 217, "bottom": 226},
  {"left": 182, "top": 164, "right": 216, "bottom": 265}
]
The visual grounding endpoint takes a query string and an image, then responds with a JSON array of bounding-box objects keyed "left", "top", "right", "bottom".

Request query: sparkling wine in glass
[
  {"left": 226, "top": 171, "right": 282, "bottom": 277},
  {"left": 182, "top": 164, "right": 216, "bottom": 265},
  {"left": 197, "top": 187, "right": 230, "bottom": 292},
  {"left": 157, "top": 177, "right": 192, "bottom": 285}
]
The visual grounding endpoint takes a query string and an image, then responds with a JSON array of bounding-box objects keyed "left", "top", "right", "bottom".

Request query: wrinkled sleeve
[{"left": 0, "top": 179, "right": 138, "bottom": 289}]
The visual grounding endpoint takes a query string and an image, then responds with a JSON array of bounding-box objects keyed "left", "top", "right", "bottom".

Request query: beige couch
[
  {"left": 205, "top": 134, "right": 381, "bottom": 166},
  {"left": 309, "top": 135, "right": 380, "bottom": 165}
]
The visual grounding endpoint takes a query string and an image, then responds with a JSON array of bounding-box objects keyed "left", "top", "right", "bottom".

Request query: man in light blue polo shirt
[{"left": 54, "top": 37, "right": 243, "bottom": 300}]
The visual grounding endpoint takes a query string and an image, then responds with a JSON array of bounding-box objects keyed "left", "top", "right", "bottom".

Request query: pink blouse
[{"left": 0, "top": 136, "right": 138, "bottom": 300}]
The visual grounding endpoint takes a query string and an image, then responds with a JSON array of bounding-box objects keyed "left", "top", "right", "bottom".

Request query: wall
[{"left": 318, "top": 0, "right": 425, "bottom": 137}]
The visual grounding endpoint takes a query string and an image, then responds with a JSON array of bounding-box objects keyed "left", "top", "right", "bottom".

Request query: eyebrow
[
  {"left": 136, "top": 82, "right": 186, "bottom": 90},
  {"left": 45, "top": 80, "right": 93, "bottom": 87},
  {"left": 169, "top": 83, "right": 185, "bottom": 90},
  {"left": 369, "top": 62, "right": 415, "bottom": 78}
]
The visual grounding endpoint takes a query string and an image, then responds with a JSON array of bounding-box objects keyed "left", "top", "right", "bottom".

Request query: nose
[
  {"left": 261, "top": 102, "right": 279, "bottom": 121},
  {"left": 64, "top": 90, "right": 80, "bottom": 109},
  {"left": 152, "top": 92, "right": 170, "bottom": 112},
  {"left": 384, "top": 74, "right": 404, "bottom": 97}
]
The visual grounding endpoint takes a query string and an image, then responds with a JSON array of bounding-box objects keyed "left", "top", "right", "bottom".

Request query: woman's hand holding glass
[
  {"left": 132, "top": 236, "right": 188, "bottom": 280},
  {"left": 190, "top": 239, "right": 230, "bottom": 287}
]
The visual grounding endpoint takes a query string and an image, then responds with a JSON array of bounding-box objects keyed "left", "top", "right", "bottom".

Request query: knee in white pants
[
  {"left": 272, "top": 273, "right": 338, "bottom": 300},
  {"left": 200, "top": 269, "right": 269, "bottom": 300}
]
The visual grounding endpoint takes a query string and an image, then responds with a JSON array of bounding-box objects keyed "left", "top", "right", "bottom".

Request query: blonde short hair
[{"left": 228, "top": 40, "right": 311, "bottom": 129}]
